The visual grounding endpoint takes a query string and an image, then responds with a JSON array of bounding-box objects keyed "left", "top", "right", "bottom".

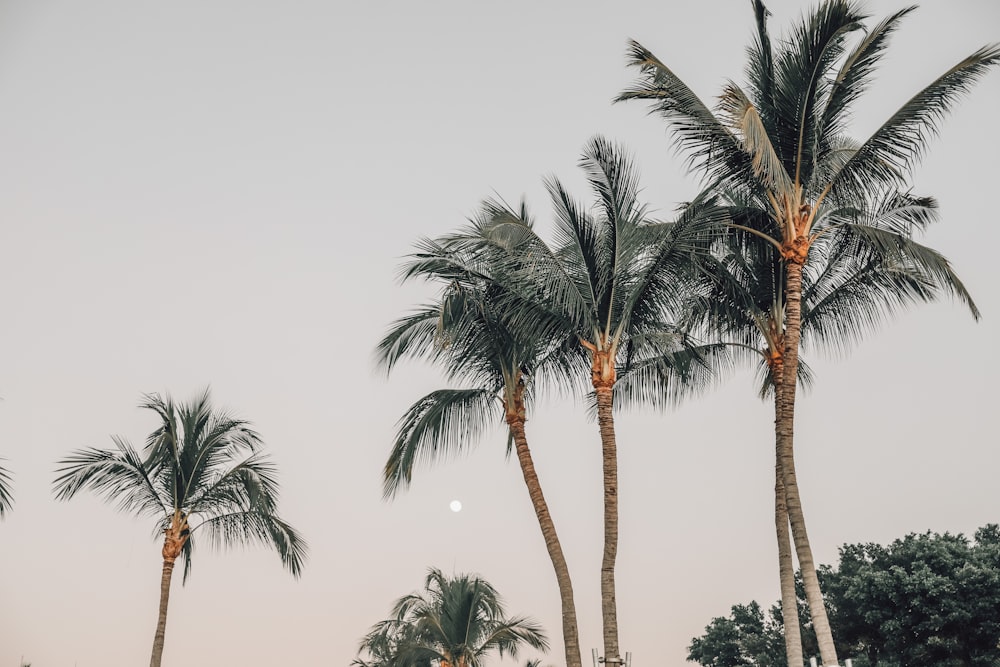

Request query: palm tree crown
[{"left": 355, "top": 568, "right": 549, "bottom": 667}]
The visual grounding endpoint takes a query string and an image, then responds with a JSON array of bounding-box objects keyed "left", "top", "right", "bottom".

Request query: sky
[{"left": 0, "top": 1, "right": 998, "bottom": 665}]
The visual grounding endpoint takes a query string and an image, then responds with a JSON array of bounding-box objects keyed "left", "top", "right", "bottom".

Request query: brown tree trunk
[
  {"left": 773, "top": 358, "right": 804, "bottom": 667},
  {"left": 509, "top": 418, "right": 583, "bottom": 667},
  {"left": 594, "top": 385, "right": 620, "bottom": 662},
  {"left": 149, "top": 556, "right": 176, "bottom": 667},
  {"left": 779, "top": 260, "right": 838, "bottom": 666}
]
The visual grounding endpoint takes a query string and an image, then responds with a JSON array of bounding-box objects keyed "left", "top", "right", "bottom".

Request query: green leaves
[
  {"left": 356, "top": 568, "right": 548, "bottom": 667},
  {"left": 52, "top": 390, "right": 306, "bottom": 580},
  {"left": 0, "top": 459, "right": 14, "bottom": 517}
]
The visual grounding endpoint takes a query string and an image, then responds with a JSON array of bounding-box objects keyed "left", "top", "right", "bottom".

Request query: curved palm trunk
[
  {"left": 773, "top": 359, "right": 804, "bottom": 667},
  {"left": 508, "top": 417, "right": 583, "bottom": 667},
  {"left": 594, "top": 385, "right": 620, "bottom": 662},
  {"left": 150, "top": 556, "right": 176, "bottom": 667},
  {"left": 776, "top": 464, "right": 804, "bottom": 667},
  {"left": 780, "top": 261, "right": 838, "bottom": 666},
  {"left": 151, "top": 512, "right": 188, "bottom": 667}
]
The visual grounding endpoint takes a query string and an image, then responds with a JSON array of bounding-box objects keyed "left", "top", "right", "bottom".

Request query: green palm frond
[
  {"left": 817, "top": 6, "right": 916, "bottom": 159},
  {"left": 192, "top": 510, "right": 306, "bottom": 578},
  {"left": 375, "top": 305, "right": 453, "bottom": 374},
  {"left": 384, "top": 388, "right": 502, "bottom": 499},
  {"left": 0, "top": 459, "right": 14, "bottom": 517},
  {"left": 770, "top": 0, "right": 866, "bottom": 185},
  {"left": 618, "top": 40, "right": 752, "bottom": 187},
  {"left": 830, "top": 43, "right": 1000, "bottom": 202},
  {"left": 53, "top": 438, "right": 167, "bottom": 519}
]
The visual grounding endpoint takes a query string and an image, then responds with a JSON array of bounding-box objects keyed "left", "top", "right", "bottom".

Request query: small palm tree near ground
[
  {"left": 621, "top": 1, "right": 997, "bottom": 662},
  {"left": 0, "top": 459, "right": 13, "bottom": 517},
  {"left": 355, "top": 567, "right": 549, "bottom": 667},
  {"left": 53, "top": 390, "right": 307, "bottom": 667}
]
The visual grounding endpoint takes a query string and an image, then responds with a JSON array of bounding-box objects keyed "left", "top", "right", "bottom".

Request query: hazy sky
[{"left": 1, "top": 1, "right": 998, "bottom": 665}]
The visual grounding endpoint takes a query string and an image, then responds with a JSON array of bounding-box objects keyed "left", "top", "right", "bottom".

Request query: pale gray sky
[{"left": 1, "top": 1, "right": 998, "bottom": 665}]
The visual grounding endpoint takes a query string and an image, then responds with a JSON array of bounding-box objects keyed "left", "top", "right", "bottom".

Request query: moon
[{"left": 449, "top": 500, "right": 462, "bottom": 513}]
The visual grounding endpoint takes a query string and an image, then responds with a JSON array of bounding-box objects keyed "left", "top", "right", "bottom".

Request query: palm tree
[
  {"left": 53, "top": 390, "right": 307, "bottom": 667},
  {"left": 355, "top": 567, "right": 549, "bottom": 667},
  {"left": 377, "top": 222, "right": 584, "bottom": 667},
  {"left": 690, "top": 189, "right": 970, "bottom": 666},
  {"left": 0, "top": 459, "right": 13, "bottom": 518},
  {"left": 621, "top": 3, "right": 996, "bottom": 661},
  {"left": 451, "top": 136, "right": 723, "bottom": 661}
]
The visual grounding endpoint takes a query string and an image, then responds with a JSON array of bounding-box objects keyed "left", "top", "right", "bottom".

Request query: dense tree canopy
[{"left": 688, "top": 526, "right": 1000, "bottom": 667}]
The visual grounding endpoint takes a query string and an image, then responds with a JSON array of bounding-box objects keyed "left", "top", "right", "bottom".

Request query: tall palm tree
[
  {"left": 691, "top": 189, "right": 970, "bottom": 666},
  {"left": 621, "top": 3, "right": 996, "bottom": 661},
  {"left": 451, "top": 136, "right": 723, "bottom": 661},
  {"left": 53, "top": 390, "right": 307, "bottom": 667},
  {"left": 0, "top": 459, "right": 13, "bottom": 517},
  {"left": 376, "top": 224, "right": 584, "bottom": 667},
  {"left": 355, "top": 567, "right": 549, "bottom": 667}
]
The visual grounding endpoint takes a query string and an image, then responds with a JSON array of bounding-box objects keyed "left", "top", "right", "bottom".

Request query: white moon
[{"left": 449, "top": 500, "right": 462, "bottom": 513}]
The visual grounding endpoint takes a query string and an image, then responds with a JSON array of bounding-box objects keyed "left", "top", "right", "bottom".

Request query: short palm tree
[
  {"left": 455, "top": 136, "right": 723, "bottom": 660},
  {"left": 0, "top": 459, "right": 13, "bottom": 517},
  {"left": 355, "top": 567, "right": 549, "bottom": 667},
  {"left": 377, "top": 223, "right": 584, "bottom": 667},
  {"left": 53, "top": 390, "right": 307, "bottom": 667},
  {"left": 621, "top": 3, "right": 996, "bottom": 660}
]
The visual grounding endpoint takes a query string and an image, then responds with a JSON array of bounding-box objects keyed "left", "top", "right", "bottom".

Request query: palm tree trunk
[
  {"left": 780, "top": 260, "right": 838, "bottom": 666},
  {"left": 776, "top": 464, "right": 803, "bottom": 667},
  {"left": 509, "top": 418, "right": 583, "bottom": 667},
  {"left": 773, "top": 360, "right": 804, "bottom": 667},
  {"left": 594, "top": 385, "right": 620, "bottom": 662},
  {"left": 149, "top": 556, "right": 176, "bottom": 667}
]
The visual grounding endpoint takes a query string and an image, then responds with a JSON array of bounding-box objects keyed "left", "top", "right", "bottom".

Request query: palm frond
[
  {"left": 618, "top": 40, "right": 752, "bottom": 187},
  {"left": 192, "top": 509, "right": 307, "bottom": 578},
  {"left": 0, "top": 460, "right": 14, "bottom": 517},
  {"left": 830, "top": 43, "right": 1000, "bottom": 202},
  {"left": 384, "top": 388, "right": 502, "bottom": 499},
  {"left": 53, "top": 438, "right": 167, "bottom": 519}
]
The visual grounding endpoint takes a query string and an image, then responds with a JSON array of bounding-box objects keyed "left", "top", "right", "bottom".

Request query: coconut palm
[
  {"left": 691, "top": 189, "right": 969, "bottom": 666},
  {"left": 446, "top": 136, "right": 724, "bottom": 661},
  {"left": 621, "top": 3, "right": 996, "bottom": 659},
  {"left": 355, "top": 567, "right": 549, "bottom": 667},
  {"left": 53, "top": 390, "right": 307, "bottom": 667},
  {"left": 376, "top": 224, "right": 583, "bottom": 667},
  {"left": 0, "top": 459, "right": 13, "bottom": 517}
]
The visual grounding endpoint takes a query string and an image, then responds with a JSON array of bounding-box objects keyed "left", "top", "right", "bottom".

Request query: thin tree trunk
[
  {"left": 594, "top": 386, "right": 620, "bottom": 662},
  {"left": 780, "top": 260, "right": 838, "bottom": 666},
  {"left": 776, "top": 468, "right": 804, "bottom": 667},
  {"left": 149, "top": 556, "right": 176, "bottom": 667},
  {"left": 509, "top": 419, "right": 583, "bottom": 667},
  {"left": 774, "top": 359, "right": 803, "bottom": 667}
]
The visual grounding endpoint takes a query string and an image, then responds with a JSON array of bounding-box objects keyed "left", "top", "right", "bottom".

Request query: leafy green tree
[
  {"left": 621, "top": 2, "right": 998, "bottom": 662},
  {"left": 53, "top": 390, "right": 307, "bottom": 667},
  {"left": 376, "top": 236, "right": 583, "bottom": 667},
  {"left": 0, "top": 459, "right": 13, "bottom": 517},
  {"left": 355, "top": 567, "right": 549, "bottom": 667},
  {"left": 689, "top": 527, "right": 1000, "bottom": 667},
  {"left": 821, "top": 526, "right": 1000, "bottom": 666},
  {"left": 446, "top": 136, "right": 723, "bottom": 660},
  {"left": 687, "top": 601, "right": 789, "bottom": 667}
]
